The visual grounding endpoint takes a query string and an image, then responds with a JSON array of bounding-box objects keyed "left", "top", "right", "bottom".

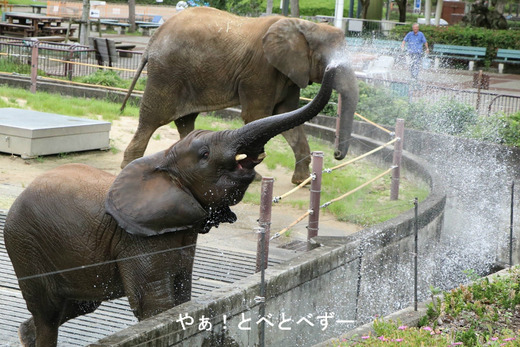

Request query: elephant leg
[
  {"left": 281, "top": 125, "right": 312, "bottom": 185},
  {"left": 21, "top": 299, "right": 101, "bottom": 347},
  {"left": 174, "top": 113, "right": 198, "bottom": 139},
  {"left": 121, "top": 115, "right": 165, "bottom": 169}
]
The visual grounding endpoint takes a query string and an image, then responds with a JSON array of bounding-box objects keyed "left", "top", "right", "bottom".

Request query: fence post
[
  {"left": 390, "top": 119, "right": 404, "bottom": 200},
  {"left": 414, "top": 197, "right": 418, "bottom": 311},
  {"left": 30, "top": 40, "right": 39, "bottom": 94},
  {"left": 256, "top": 177, "right": 273, "bottom": 273},
  {"left": 510, "top": 181, "right": 515, "bottom": 269},
  {"left": 307, "top": 151, "right": 324, "bottom": 250}
]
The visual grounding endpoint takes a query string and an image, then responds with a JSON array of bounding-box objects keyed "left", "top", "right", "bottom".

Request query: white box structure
[{"left": 0, "top": 108, "right": 111, "bottom": 158}]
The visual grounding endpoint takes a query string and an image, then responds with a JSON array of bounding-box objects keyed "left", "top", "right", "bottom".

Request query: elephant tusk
[
  {"left": 235, "top": 154, "right": 247, "bottom": 161},
  {"left": 258, "top": 152, "right": 267, "bottom": 160}
]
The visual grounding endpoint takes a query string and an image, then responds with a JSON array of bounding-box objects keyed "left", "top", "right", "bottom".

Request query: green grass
[{"left": 0, "top": 85, "right": 139, "bottom": 121}]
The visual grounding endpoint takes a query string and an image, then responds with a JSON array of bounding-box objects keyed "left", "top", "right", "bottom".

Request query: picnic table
[{"left": 0, "top": 12, "right": 71, "bottom": 37}]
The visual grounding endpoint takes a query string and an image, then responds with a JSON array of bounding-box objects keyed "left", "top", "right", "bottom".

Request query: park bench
[
  {"left": 493, "top": 48, "right": 520, "bottom": 73},
  {"left": 100, "top": 20, "right": 130, "bottom": 34},
  {"left": 0, "top": 22, "right": 35, "bottom": 36},
  {"left": 137, "top": 22, "right": 160, "bottom": 36},
  {"left": 431, "top": 44, "right": 487, "bottom": 70}
]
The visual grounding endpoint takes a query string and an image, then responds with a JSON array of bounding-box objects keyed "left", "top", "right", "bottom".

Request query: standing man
[{"left": 401, "top": 23, "right": 429, "bottom": 80}]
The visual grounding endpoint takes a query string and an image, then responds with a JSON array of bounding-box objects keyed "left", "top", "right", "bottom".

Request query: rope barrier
[
  {"left": 321, "top": 166, "right": 395, "bottom": 208},
  {"left": 48, "top": 57, "right": 147, "bottom": 74},
  {"left": 273, "top": 174, "right": 313, "bottom": 203},
  {"left": 270, "top": 210, "right": 312, "bottom": 241},
  {"left": 40, "top": 76, "right": 145, "bottom": 94},
  {"left": 355, "top": 112, "right": 394, "bottom": 135},
  {"left": 273, "top": 137, "right": 398, "bottom": 202},
  {"left": 271, "top": 166, "right": 396, "bottom": 240},
  {"left": 326, "top": 137, "right": 399, "bottom": 172}
]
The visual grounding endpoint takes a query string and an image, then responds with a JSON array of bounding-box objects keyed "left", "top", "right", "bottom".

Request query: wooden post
[
  {"left": 30, "top": 40, "right": 39, "bottom": 94},
  {"left": 307, "top": 151, "right": 324, "bottom": 249},
  {"left": 476, "top": 70, "right": 482, "bottom": 112},
  {"left": 256, "top": 177, "right": 273, "bottom": 273},
  {"left": 390, "top": 119, "right": 404, "bottom": 200}
]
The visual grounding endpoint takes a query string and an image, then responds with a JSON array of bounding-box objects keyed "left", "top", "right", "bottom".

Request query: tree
[
  {"left": 394, "top": 0, "right": 407, "bottom": 22},
  {"left": 359, "top": 0, "right": 370, "bottom": 18},
  {"left": 290, "top": 0, "right": 299, "bottom": 17},
  {"left": 128, "top": 0, "right": 136, "bottom": 33}
]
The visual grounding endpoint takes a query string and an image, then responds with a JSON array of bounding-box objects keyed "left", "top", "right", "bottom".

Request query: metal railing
[{"left": 0, "top": 36, "right": 144, "bottom": 79}]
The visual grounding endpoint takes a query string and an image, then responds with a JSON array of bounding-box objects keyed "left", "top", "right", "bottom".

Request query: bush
[{"left": 407, "top": 97, "right": 478, "bottom": 135}]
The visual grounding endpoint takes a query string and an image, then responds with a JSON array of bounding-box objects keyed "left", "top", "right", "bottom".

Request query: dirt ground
[{"left": 0, "top": 114, "right": 361, "bottom": 243}]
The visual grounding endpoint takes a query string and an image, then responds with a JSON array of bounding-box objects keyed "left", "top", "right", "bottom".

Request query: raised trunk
[
  {"left": 334, "top": 64, "right": 358, "bottom": 160},
  {"left": 232, "top": 64, "right": 337, "bottom": 148}
]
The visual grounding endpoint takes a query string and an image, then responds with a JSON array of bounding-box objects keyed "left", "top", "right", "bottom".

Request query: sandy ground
[{"left": 0, "top": 114, "right": 361, "bottom": 252}]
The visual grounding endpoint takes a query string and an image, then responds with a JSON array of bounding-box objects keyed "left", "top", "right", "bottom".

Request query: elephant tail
[{"left": 120, "top": 55, "right": 148, "bottom": 112}]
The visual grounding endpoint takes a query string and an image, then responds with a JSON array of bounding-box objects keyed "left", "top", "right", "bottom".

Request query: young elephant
[{"left": 4, "top": 65, "right": 337, "bottom": 347}]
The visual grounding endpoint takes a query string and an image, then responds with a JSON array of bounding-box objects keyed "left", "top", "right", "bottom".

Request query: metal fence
[
  {"left": 363, "top": 77, "right": 520, "bottom": 116},
  {"left": 0, "top": 36, "right": 143, "bottom": 79}
]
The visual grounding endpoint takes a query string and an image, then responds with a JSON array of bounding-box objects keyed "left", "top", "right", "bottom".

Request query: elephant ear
[
  {"left": 105, "top": 151, "right": 207, "bottom": 237},
  {"left": 263, "top": 18, "right": 311, "bottom": 89}
]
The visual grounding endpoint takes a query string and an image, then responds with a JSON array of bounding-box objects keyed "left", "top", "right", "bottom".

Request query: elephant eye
[{"left": 200, "top": 150, "right": 210, "bottom": 160}]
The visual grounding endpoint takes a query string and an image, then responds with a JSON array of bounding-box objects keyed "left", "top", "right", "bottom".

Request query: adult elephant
[
  {"left": 4, "top": 65, "right": 336, "bottom": 347},
  {"left": 120, "top": 7, "right": 358, "bottom": 184}
]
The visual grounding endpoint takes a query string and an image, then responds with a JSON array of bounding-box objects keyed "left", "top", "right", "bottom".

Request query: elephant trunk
[
  {"left": 231, "top": 64, "right": 337, "bottom": 150},
  {"left": 333, "top": 63, "right": 359, "bottom": 160}
]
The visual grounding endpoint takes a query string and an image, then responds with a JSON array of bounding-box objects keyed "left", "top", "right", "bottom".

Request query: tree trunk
[
  {"left": 290, "top": 0, "right": 299, "bottom": 17},
  {"left": 360, "top": 0, "right": 370, "bottom": 18},
  {"left": 395, "top": 0, "right": 407, "bottom": 22},
  {"left": 80, "top": 0, "right": 89, "bottom": 45},
  {"left": 266, "top": 0, "right": 273, "bottom": 14},
  {"left": 128, "top": 0, "right": 136, "bottom": 33}
]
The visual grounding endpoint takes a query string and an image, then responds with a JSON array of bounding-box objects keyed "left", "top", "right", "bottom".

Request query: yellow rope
[
  {"left": 48, "top": 57, "right": 147, "bottom": 74},
  {"left": 326, "top": 137, "right": 399, "bottom": 172},
  {"left": 271, "top": 166, "right": 395, "bottom": 240},
  {"left": 273, "top": 175, "right": 313, "bottom": 202},
  {"left": 273, "top": 137, "right": 398, "bottom": 202},
  {"left": 321, "top": 167, "right": 395, "bottom": 208},
  {"left": 270, "top": 210, "right": 311, "bottom": 241},
  {"left": 355, "top": 112, "right": 393, "bottom": 134},
  {"left": 40, "top": 76, "right": 144, "bottom": 94}
]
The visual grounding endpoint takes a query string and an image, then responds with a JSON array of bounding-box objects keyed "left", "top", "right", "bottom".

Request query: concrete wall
[{"left": 90, "top": 119, "right": 446, "bottom": 346}]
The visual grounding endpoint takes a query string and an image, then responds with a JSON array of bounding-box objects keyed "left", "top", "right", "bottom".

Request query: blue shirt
[{"left": 403, "top": 31, "right": 427, "bottom": 54}]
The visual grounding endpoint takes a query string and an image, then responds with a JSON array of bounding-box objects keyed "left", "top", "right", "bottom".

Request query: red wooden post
[
  {"left": 390, "top": 119, "right": 405, "bottom": 200},
  {"left": 256, "top": 177, "right": 273, "bottom": 273},
  {"left": 30, "top": 40, "right": 39, "bottom": 94},
  {"left": 307, "top": 151, "right": 324, "bottom": 249}
]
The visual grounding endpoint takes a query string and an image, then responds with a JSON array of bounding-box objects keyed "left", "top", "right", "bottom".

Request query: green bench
[
  {"left": 432, "top": 44, "right": 487, "bottom": 70},
  {"left": 494, "top": 48, "right": 520, "bottom": 73}
]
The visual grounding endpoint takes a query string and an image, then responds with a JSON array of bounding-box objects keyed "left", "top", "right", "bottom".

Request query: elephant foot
[
  {"left": 292, "top": 171, "right": 311, "bottom": 185},
  {"left": 19, "top": 318, "right": 36, "bottom": 347},
  {"left": 120, "top": 159, "right": 130, "bottom": 169}
]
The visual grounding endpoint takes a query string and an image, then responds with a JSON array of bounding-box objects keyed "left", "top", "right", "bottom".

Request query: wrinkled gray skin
[
  {"left": 120, "top": 7, "right": 358, "bottom": 184},
  {"left": 4, "top": 65, "right": 336, "bottom": 347}
]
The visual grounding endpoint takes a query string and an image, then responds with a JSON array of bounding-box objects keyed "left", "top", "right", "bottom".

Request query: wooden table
[{"left": 1, "top": 12, "right": 65, "bottom": 37}]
